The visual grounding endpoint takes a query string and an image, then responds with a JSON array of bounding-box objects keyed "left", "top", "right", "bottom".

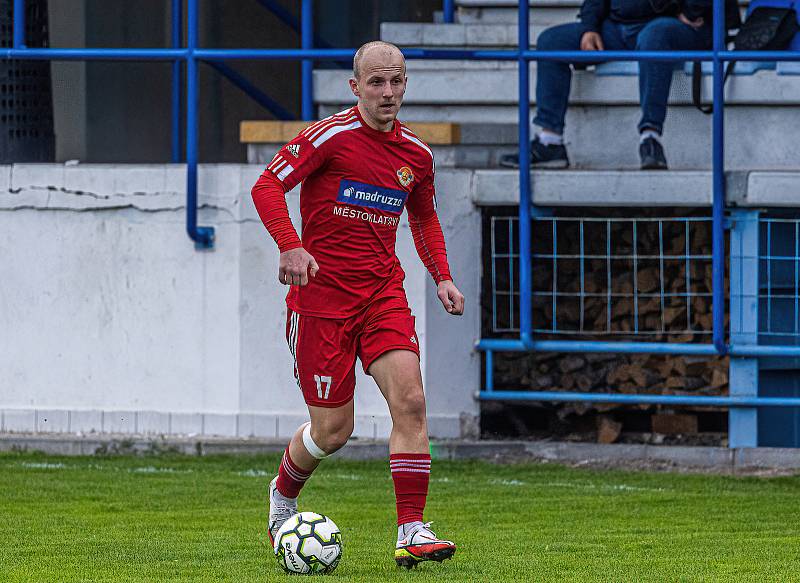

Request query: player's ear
[{"left": 348, "top": 78, "right": 360, "bottom": 98}]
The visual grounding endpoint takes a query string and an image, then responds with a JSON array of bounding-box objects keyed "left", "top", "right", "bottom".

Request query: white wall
[{"left": 0, "top": 164, "right": 480, "bottom": 438}]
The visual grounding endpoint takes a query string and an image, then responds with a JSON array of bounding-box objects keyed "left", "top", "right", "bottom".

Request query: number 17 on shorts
[
  {"left": 286, "top": 309, "right": 358, "bottom": 408},
  {"left": 314, "top": 375, "right": 332, "bottom": 400}
]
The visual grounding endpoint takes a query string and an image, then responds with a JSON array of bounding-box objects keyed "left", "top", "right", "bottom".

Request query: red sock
[
  {"left": 390, "top": 453, "right": 430, "bottom": 525},
  {"left": 276, "top": 448, "right": 313, "bottom": 499}
]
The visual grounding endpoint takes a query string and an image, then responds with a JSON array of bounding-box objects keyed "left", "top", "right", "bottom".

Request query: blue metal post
[
  {"left": 518, "top": 0, "right": 533, "bottom": 347},
  {"left": 186, "top": 0, "right": 214, "bottom": 249},
  {"left": 443, "top": 0, "right": 455, "bottom": 23},
  {"left": 13, "top": 0, "right": 25, "bottom": 48},
  {"left": 711, "top": 0, "right": 726, "bottom": 355},
  {"left": 172, "top": 0, "right": 182, "bottom": 163},
  {"left": 485, "top": 350, "right": 494, "bottom": 392},
  {"left": 301, "top": 0, "right": 314, "bottom": 120},
  {"left": 728, "top": 209, "right": 759, "bottom": 447}
]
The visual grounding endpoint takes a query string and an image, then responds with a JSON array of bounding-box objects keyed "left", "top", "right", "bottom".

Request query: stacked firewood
[
  {"left": 487, "top": 213, "right": 729, "bottom": 420},
  {"left": 493, "top": 351, "right": 728, "bottom": 416}
]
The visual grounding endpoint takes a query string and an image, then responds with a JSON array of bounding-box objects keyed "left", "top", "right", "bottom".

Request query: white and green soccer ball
[{"left": 273, "top": 511, "right": 342, "bottom": 575}]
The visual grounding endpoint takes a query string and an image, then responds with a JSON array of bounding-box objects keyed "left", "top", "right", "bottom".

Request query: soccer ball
[{"left": 273, "top": 511, "right": 342, "bottom": 574}]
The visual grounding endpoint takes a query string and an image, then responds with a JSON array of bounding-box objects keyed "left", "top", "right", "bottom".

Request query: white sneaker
[
  {"left": 267, "top": 476, "right": 297, "bottom": 547},
  {"left": 394, "top": 522, "right": 456, "bottom": 569}
]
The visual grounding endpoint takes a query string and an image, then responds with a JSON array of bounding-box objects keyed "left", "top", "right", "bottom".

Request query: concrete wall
[{"left": 0, "top": 164, "right": 480, "bottom": 438}]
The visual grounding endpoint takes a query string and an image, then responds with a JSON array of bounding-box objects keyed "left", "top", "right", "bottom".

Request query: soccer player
[{"left": 250, "top": 40, "right": 464, "bottom": 568}]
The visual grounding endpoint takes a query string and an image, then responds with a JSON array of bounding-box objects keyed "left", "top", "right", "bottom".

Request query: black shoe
[
  {"left": 499, "top": 137, "right": 569, "bottom": 169},
  {"left": 639, "top": 137, "right": 668, "bottom": 170}
]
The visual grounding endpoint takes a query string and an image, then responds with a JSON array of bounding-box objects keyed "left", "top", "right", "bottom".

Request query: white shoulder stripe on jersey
[
  {"left": 401, "top": 130, "right": 433, "bottom": 160},
  {"left": 277, "top": 163, "right": 295, "bottom": 181},
  {"left": 301, "top": 116, "right": 337, "bottom": 138},
  {"left": 305, "top": 114, "right": 357, "bottom": 142},
  {"left": 311, "top": 120, "right": 362, "bottom": 148},
  {"left": 301, "top": 108, "right": 356, "bottom": 138}
]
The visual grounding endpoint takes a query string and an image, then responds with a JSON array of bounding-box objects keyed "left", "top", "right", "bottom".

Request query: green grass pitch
[{"left": 1, "top": 451, "right": 798, "bottom": 582}]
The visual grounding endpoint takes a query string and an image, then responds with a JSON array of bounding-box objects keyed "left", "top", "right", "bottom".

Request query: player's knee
[
  {"left": 395, "top": 386, "right": 427, "bottom": 420},
  {"left": 315, "top": 421, "right": 353, "bottom": 454}
]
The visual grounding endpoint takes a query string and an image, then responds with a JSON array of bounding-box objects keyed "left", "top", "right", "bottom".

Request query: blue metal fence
[
  {"left": 4, "top": 0, "right": 800, "bottom": 443},
  {"left": 489, "top": 216, "right": 714, "bottom": 336}
]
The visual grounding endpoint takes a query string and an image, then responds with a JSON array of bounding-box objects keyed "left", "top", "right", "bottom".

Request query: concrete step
[
  {"left": 314, "top": 66, "right": 800, "bottom": 168},
  {"left": 245, "top": 121, "right": 521, "bottom": 169},
  {"left": 466, "top": 169, "right": 800, "bottom": 207},
  {"left": 451, "top": 0, "right": 748, "bottom": 23},
  {"left": 381, "top": 20, "right": 569, "bottom": 47},
  {"left": 245, "top": 122, "right": 520, "bottom": 168},
  {"left": 310, "top": 105, "right": 799, "bottom": 170},
  {"left": 240, "top": 120, "right": 461, "bottom": 145},
  {"left": 455, "top": 0, "right": 582, "bottom": 24},
  {"left": 315, "top": 66, "right": 800, "bottom": 106},
  {"left": 249, "top": 142, "right": 519, "bottom": 169}
]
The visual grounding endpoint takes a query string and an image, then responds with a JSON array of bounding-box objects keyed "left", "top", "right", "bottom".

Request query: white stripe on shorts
[{"left": 289, "top": 311, "right": 300, "bottom": 388}]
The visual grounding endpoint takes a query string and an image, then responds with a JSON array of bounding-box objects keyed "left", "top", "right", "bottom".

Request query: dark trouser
[{"left": 534, "top": 17, "right": 712, "bottom": 135}]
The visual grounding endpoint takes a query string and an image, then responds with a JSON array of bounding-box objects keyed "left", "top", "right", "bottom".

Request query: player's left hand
[{"left": 437, "top": 280, "right": 464, "bottom": 316}]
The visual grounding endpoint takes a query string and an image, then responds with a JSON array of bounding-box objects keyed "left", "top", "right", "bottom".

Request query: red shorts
[{"left": 285, "top": 295, "right": 420, "bottom": 408}]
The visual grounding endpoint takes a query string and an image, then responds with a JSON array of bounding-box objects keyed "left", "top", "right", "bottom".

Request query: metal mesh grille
[
  {"left": 490, "top": 216, "right": 715, "bottom": 338},
  {"left": 759, "top": 217, "right": 800, "bottom": 340},
  {"left": 0, "top": 0, "right": 54, "bottom": 162}
]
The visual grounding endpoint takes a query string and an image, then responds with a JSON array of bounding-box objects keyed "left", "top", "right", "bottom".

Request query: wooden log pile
[
  {"left": 493, "top": 351, "right": 729, "bottom": 419},
  {"left": 487, "top": 213, "right": 729, "bottom": 422}
]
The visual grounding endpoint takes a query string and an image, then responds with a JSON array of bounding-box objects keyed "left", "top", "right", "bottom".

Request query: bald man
[{"left": 251, "top": 40, "right": 462, "bottom": 568}]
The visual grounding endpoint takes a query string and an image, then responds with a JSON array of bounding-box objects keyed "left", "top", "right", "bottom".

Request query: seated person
[{"left": 500, "top": 0, "right": 712, "bottom": 170}]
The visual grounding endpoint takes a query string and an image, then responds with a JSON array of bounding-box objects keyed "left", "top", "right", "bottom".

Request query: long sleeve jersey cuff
[{"left": 251, "top": 171, "right": 302, "bottom": 253}]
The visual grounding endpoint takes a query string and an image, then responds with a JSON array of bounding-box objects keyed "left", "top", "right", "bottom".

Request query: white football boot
[
  {"left": 267, "top": 476, "right": 298, "bottom": 548},
  {"left": 394, "top": 521, "right": 456, "bottom": 568}
]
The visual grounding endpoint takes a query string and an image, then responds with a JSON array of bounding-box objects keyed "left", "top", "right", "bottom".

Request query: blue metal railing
[
  {"left": 13, "top": 0, "right": 25, "bottom": 48},
  {"left": 470, "top": 1, "right": 800, "bottom": 443},
  {"left": 171, "top": 0, "right": 182, "bottom": 163},
  {"left": 301, "top": 0, "right": 314, "bottom": 120},
  {"left": 443, "top": 0, "right": 455, "bottom": 23},
  {"left": 5, "top": 1, "right": 800, "bottom": 429}
]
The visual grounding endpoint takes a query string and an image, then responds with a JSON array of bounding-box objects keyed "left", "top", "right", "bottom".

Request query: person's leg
[
  {"left": 357, "top": 295, "right": 453, "bottom": 566},
  {"left": 497, "top": 19, "right": 629, "bottom": 168},
  {"left": 635, "top": 17, "right": 712, "bottom": 134},
  {"left": 534, "top": 19, "right": 628, "bottom": 134},
  {"left": 277, "top": 401, "right": 354, "bottom": 497},
  {"left": 533, "top": 22, "right": 588, "bottom": 136},
  {"left": 368, "top": 349, "right": 455, "bottom": 567},
  {"left": 368, "top": 349, "right": 429, "bottom": 521},
  {"left": 269, "top": 309, "right": 357, "bottom": 544}
]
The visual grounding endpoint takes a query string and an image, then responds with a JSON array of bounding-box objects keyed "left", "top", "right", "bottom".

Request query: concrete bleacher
[
  {"left": 246, "top": 0, "right": 799, "bottom": 190},
  {"left": 242, "top": 122, "right": 799, "bottom": 206},
  {"left": 382, "top": 0, "right": 581, "bottom": 47},
  {"left": 312, "top": 60, "right": 799, "bottom": 170},
  {"left": 372, "top": 0, "right": 800, "bottom": 172}
]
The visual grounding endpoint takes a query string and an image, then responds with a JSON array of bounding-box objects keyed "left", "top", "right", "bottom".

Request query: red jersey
[{"left": 252, "top": 105, "right": 451, "bottom": 318}]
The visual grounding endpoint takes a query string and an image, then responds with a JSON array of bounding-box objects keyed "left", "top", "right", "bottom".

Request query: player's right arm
[{"left": 251, "top": 132, "right": 324, "bottom": 286}]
